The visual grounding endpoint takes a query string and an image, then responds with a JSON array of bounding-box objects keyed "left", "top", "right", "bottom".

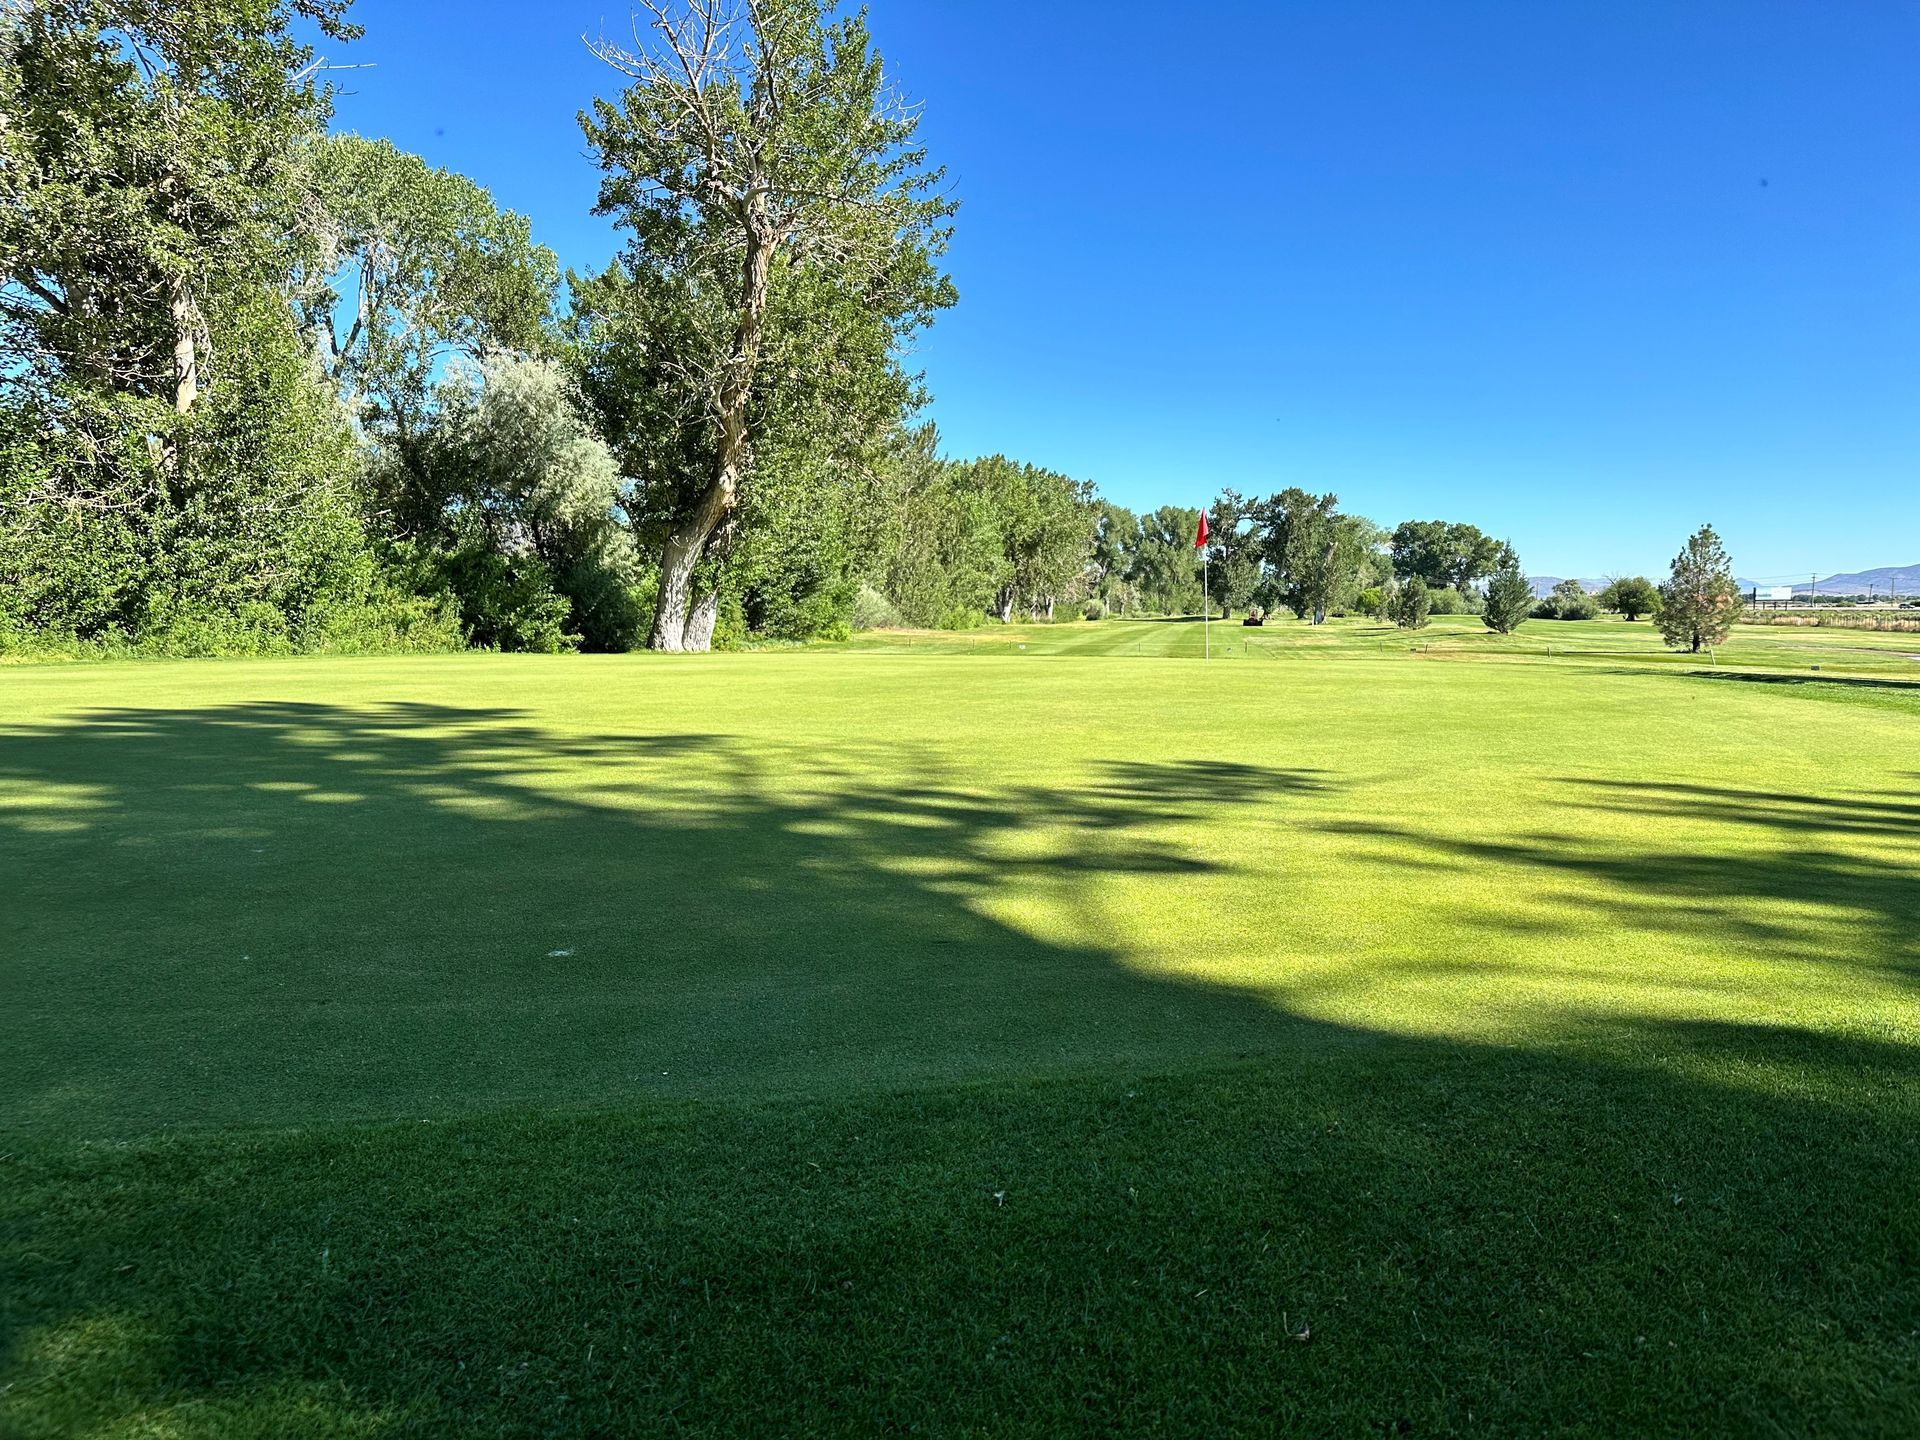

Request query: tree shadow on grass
[
  {"left": 1321, "top": 774, "right": 1920, "bottom": 999},
  {"left": 1683, "top": 670, "right": 1920, "bottom": 693},
  {"left": 0, "top": 702, "right": 1334, "bottom": 1132},
  {"left": 3, "top": 707, "right": 1920, "bottom": 1435}
]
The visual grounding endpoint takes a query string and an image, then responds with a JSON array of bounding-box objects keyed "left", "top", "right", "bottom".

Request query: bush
[
  {"left": 388, "top": 540, "right": 578, "bottom": 652},
  {"left": 1426, "top": 585, "right": 1479, "bottom": 616},
  {"left": 851, "top": 584, "right": 903, "bottom": 632},
  {"left": 1389, "top": 579, "right": 1431, "bottom": 630},
  {"left": 1353, "top": 587, "right": 1384, "bottom": 618},
  {"left": 938, "top": 605, "right": 986, "bottom": 631},
  {"left": 300, "top": 586, "right": 464, "bottom": 654},
  {"left": 1534, "top": 579, "right": 1600, "bottom": 621},
  {"left": 1080, "top": 599, "right": 1104, "bottom": 621}
]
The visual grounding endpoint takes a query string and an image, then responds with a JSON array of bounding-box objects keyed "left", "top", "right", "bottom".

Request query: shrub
[
  {"left": 1426, "top": 585, "right": 1480, "bottom": 616},
  {"left": 851, "top": 584, "right": 903, "bottom": 632},
  {"left": 1389, "top": 579, "right": 1431, "bottom": 630},
  {"left": 301, "top": 586, "right": 464, "bottom": 654},
  {"left": 938, "top": 605, "right": 986, "bottom": 631},
  {"left": 1534, "top": 579, "right": 1600, "bottom": 621},
  {"left": 1081, "top": 599, "right": 1104, "bottom": 621},
  {"left": 1353, "top": 587, "right": 1384, "bottom": 618}
]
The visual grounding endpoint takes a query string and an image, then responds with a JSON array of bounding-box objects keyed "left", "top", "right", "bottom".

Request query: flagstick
[{"left": 1203, "top": 546, "right": 1210, "bottom": 660}]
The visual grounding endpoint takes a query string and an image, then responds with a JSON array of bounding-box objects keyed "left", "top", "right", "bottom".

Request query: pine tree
[
  {"left": 1482, "top": 553, "right": 1532, "bottom": 634},
  {"left": 1390, "top": 577, "right": 1431, "bottom": 630},
  {"left": 1656, "top": 525, "right": 1742, "bottom": 653}
]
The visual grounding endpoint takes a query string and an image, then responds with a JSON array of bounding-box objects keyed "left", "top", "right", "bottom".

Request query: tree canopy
[
  {"left": 1598, "top": 575, "right": 1660, "bottom": 622},
  {"left": 1657, "top": 526, "right": 1742, "bottom": 653},
  {"left": 579, "top": 0, "right": 956, "bottom": 649}
]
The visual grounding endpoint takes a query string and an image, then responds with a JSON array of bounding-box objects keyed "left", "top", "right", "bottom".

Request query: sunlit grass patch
[{"left": 1, "top": 647, "right": 1915, "bottom": 1435}]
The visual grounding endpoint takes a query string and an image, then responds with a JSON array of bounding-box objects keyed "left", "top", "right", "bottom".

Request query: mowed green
[{"left": 3, "top": 623, "right": 1918, "bottom": 1436}]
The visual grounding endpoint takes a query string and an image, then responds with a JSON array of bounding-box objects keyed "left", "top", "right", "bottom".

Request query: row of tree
[
  {"left": 0, "top": 0, "right": 970, "bottom": 654},
  {"left": 0, "top": 2, "right": 1759, "bottom": 659}
]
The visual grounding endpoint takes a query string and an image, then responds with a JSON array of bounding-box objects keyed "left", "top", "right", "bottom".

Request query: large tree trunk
[
  {"left": 648, "top": 214, "right": 774, "bottom": 652},
  {"left": 649, "top": 489, "right": 728, "bottom": 652},
  {"left": 683, "top": 591, "right": 719, "bottom": 650}
]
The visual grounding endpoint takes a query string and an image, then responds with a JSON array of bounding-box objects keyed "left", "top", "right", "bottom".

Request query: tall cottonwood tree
[
  {"left": 1258, "top": 489, "right": 1369, "bottom": 624},
  {"left": 1390, "top": 520, "right": 1508, "bottom": 593},
  {"left": 1204, "top": 488, "right": 1261, "bottom": 619},
  {"left": 0, "top": 0, "right": 356, "bottom": 448},
  {"left": 581, "top": 0, "right": 955, "bottom": 650}
]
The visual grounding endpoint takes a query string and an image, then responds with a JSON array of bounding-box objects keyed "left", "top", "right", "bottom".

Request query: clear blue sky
[{"left": 315, "top": 1, "right": 1917, "bottom": 580}]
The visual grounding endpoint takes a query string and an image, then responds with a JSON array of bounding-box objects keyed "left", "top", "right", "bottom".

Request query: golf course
[{"left": 4, "top": 618, "right": 1917, "bottom": 1435}]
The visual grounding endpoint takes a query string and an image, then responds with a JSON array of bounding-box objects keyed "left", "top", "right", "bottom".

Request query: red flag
[{"left": 1195, "top": 511, "right": 1210, "bottom": 549}]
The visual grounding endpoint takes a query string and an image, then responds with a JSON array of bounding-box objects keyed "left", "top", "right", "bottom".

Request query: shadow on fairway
[
  {"left": 1685, "top": 669, "right": 1920, "bottom": 693},
  {"left": 0, "top": 701, "right": 1335, "bottom": 1132},
  {"left": 1320, "top": 774, "right": 1920, "bottom": 998},
  {"left": 3, "top": 705, "right": 1919, "bottom": 1436}
]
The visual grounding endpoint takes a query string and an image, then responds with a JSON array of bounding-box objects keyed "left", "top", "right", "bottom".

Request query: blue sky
[{"left": 316, "top": 1, "right": 1917, "bottom": 579}]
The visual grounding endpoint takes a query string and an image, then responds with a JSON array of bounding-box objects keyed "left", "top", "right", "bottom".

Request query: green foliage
[
  {"left": 1086, "top": 502, "right": 1142, "bottom": 614},
  {"left": 853, "top": 429, "right": 1002, "bottom": 627},
  {"left": 852, "top": 584, "right": 903, "bottom": 632},
  {"left": 1129, "top": 506, "right": 1204, "bottom": 616},
  {"left": 1204, "top": 488, "right": 1262, "bottom": 618},
  {"left": 1389, "top": 520, "right": 1511, "bottom": 591},
  {"left": 368, "top": 355, "right": 644, "bottom": 652},
  {"left": 1424, "top": 585, "right": 1480, "bottom": 616},
  {"left": 1481, "top": 553, "right": 1532, "bottom": 634},
  {"left": 578, "top": 0, "right": 957, "bottom": 648},
  {"left": 0, "top": 289, "right": 406, "bottom": 653},
  {"left": 297, "top": 133, "right": 559, "bottom": 433},
  {"left": 1257, "top": 489, "right": 1371, "bottom": 624},
  {"left": 1389, "top": 578, "right": 1431, "bottom": 629},
  {"left": 1599, "top": 575, "right": 1661, "bottom": 622},
  {"left": 965, "top": 455, "right": 1094, "bottom": 621},
  {"left": 1353, "top": 587, "right": 1385, "bottom": 618},
  {"left": 1657, "top": 525, "right": 1743, "bottom": 653},
  {"left": 0, "top": 0, "right": 464, "bottom": 656},
  {"left": 1534, "top": 578, "right": 1600, "bottom": 621},
  {"left": 1080, "top": 598, "right": 1105, "bottom": 621}
]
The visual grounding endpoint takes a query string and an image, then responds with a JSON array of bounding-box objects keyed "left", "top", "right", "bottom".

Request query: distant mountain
[
  {"left": 1525, "top": 566, "right": 1920, "bottom": 601},
  {"left": 1737, "top": 564, "right": 1920, "bottom": 597},
  {"left": 1526, "top": 577, "right": 1608, "bottom": 599}
]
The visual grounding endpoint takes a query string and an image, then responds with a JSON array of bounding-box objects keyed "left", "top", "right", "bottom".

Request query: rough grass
[{"left": 3, "top": 628, "right": 1918, "bottom": 1435}]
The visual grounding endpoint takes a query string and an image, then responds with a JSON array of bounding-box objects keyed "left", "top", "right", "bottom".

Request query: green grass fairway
[
  {"left": 5, "top": 630, "right": 1919, "bottom": 1435},
  {"left": 842, "top": 610, "right": 1920, "bottom": 675}
]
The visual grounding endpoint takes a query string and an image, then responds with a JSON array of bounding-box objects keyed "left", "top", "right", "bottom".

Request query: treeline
[
  {"left": 0, "top": 2, "right": 1735, "bottom": 660},
  {"left": 0, "top": 0, "right": 972, "bottom": 655},
  {"left": 0, "top": 1, "right": 1536, "bottom": 657}
]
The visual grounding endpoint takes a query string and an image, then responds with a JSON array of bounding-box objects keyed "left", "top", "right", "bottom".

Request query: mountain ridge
[{"left": 1525, "top": 564, "right": 1919, "bottom": 600}]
